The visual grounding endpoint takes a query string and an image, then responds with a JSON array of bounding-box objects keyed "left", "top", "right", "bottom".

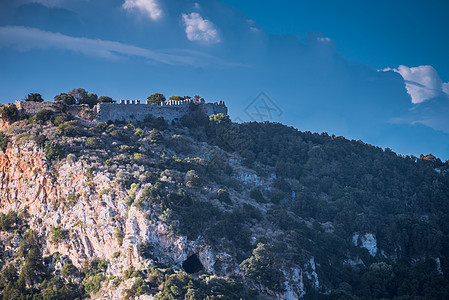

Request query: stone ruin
[{"left": 12, "top": 98, "right": 228, "bottom": 123}]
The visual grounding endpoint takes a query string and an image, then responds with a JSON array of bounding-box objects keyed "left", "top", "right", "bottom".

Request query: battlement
[{"left": 96, "top": 100, "right": 227, "bottom": 123}]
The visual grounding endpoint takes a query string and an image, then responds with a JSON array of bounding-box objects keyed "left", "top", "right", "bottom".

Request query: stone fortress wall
[
  {"left": 13, "top": 98, "right": 228, "bottom": 123},
  {"left": 96, "top": 99, "right": 227, "bottom": 123}
]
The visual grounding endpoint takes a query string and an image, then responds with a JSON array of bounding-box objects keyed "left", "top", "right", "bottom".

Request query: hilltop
[{"left": 0, "top": 94, "right": 449, "bottom": 299}]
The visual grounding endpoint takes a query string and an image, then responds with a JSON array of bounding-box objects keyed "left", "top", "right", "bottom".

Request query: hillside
[{"left": 0, "top": 101, "right": 449, "bottom": 299}]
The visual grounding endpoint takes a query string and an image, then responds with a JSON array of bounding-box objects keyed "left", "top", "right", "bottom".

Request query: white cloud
[
  {"left": 317, "top": 37, "right": 332, "bottom": 43},
  {"left": 443, "top": 82, "right": 449, "bottom": 96},
  {"left": 182, "top": 12, "right": 220, "bottom": 44},
  {"left": 0, "top": 26, "right": 237, "bottom": 66},
  {"left": 122, "top": 0, "right": 163, "bottom": 21},
  {"left": 384, "top": 65, "right": 448, "bottom": 104}
]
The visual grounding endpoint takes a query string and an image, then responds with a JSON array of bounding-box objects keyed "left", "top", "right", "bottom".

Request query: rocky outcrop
[{"left": 0, "top": 136, "right": 219, "bottom": 286}]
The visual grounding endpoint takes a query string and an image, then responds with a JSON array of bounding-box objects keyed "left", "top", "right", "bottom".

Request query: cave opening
[{"left": 182, "top": 254, "right": 204, "bottom": 274}]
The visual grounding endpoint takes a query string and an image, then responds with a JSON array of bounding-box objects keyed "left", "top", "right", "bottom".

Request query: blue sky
[{"left": 0, "top": 0, "right": 448, "bottom": 160}]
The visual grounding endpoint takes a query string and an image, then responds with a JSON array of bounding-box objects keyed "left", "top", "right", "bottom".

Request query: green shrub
[
  {"left": 50, "top": 225, "right": 69, "bottom": 244},
  {"left": 25, "top": 93, "right": 44, "bottom": 102},
  {"left": 34, "top": 134, "right": 47, "bottom": 148},
  {"left": 86, "top": 166, "right": 95, "bottom": 180},
  {"left": 124, "top": 277, "right": 149, "bottom": 300},
  {"left": 84, "top": 273, "right": 105, "bottom": 295},
  {"left": 114, "top": 227, "right": 124, "bottom": 246},
  {"left": 1, "top": 105, "right": 19, "bottom": 123},
  {"left": 57, "top": 120, "right": 84, "bottom": 136},
  {"left": 84, "top": 258, "right": 108, "bottom": 278},
  {"left": 124, "top": 266, "right": 143, "bottom": 280},
  {"left": 138, "top": 242, "right": 154, "bottom": 259},
  {"left": 0, "top": 132, "right": 8, "bottom": 152},
  {"left": 44, "top": 141, "right": 64, "bottom": 163},
  {"left": 32, "top": 109, "right": 54, "bottom": 125},
  {"left": 54, "top": 93, "right": 76, "bottom": 105},
  {"left": 148, "top": 129, "right": 163, "bottom": 143},
  {"left": 185, "top": 170, "right": 200, "bottom": 188},
  {"left": 0, "top": 210, "right": 20, "bottom": 231},
  {"left": 239, "top": 243, "right": 285, "bottom": 292},
  {"left": 61, "top": 262, "right": 78, "bottom": 279},
  {"left": 115, "top": 170, "right": 134, "bottom": 188},
  {"left": 65, "top": 193, "right": 79, "bottom": 209},
  {"left": 209, "top": 113, "right": 230, "bottom": 124},
  {"left": 87, "top": 137, "right": 101, "bottom": 149},
  {"left": 134, "top": 128, "right": 145, "bottom": 139}
]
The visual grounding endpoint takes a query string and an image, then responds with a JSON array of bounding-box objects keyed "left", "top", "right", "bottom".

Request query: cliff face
[{"left": 0, "top": 134, "right": 217, "bottom": 283}]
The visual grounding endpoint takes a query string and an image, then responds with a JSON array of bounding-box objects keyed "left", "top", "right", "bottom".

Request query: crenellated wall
[{"left": 95, "top": 100, "right": 227, "bottom": 123}]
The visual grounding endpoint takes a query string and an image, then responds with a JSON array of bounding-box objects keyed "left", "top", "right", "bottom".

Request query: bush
[
  {"left": 54, "top": 93, "right": 76, "bottom": 105},
  {"left": 53, "top": 113, "right": 71, "bottom": 126},
  {"left": 239, "top": 243, "right": 285, "bottom": 292},
  {"left": 0, "top": 132, "right": 8, "bottom": 152},
  {"left": 1, "top": 105, "right": 19, "bottom": 123},
  {"left": 57, "top": 120, "right": 84, "bottom": 137},
  {"left": 84, "top": 273, "right": 105, "bottom": 294},
  {"left": 147, "top": 93, "right": 166, "bottom": 105},
  {"left": 34, "top": 134, "right": 47, "bottom": 148},
  {"left": 0, "top": 210, "right": 20, "bottom": 231},
  {"left": 209, "top": 113, "right": 230, "bottom": 124},
  {"left": 217, "top": 189, "right": 231, "bottom": 204},
  {"left": 86, "top": 166, "right": 95, "bottom": 180},
  {"left": 124, "top": 277, "right": 149, "bottom": 300},
  {"left": 148, "top": 129, "right": 163, "bottom": 143},
  {"left": 98, "top": 96, "right": 114, "bottom": 103},
  {"left": 185, "top": 170, "right": 200, "bottom": 188},
  {"left": 138, "top": 241, "right": 154, "bottom": 259},
  {"left": 61, "top": 262, "right": 78, "bottom": 279},
  {"left": 33, "top": 109, "right": 54, "bottom": 125},
  {"left": 50, "top": 225, "right": 69, "bottom": 244},
  {"left": 44, "top": 141, "right": 64, "bottom": 163},
  {"left": 114, "top": 227, "right": 124, "bottom": 246},
  {"left": 134, "top": 128, "right": 145, "bottom": 139},
  {"left": 84, "top": 258, "right": 108, "bottom": 277},
  {"left": 25, "top": 93, "right": 44, "bottom": 102}
]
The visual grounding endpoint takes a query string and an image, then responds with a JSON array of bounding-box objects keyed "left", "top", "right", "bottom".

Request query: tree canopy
[
  {"left": 147, "top": 93, "right": 166, "bottom": 105},
  {"left": 25, "top": 93, "right": 43, "bottom": 102}
]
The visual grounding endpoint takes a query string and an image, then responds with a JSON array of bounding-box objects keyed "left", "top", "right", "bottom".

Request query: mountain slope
[{"left": 0, "top": 104, "right": 449, "bottom": 299}]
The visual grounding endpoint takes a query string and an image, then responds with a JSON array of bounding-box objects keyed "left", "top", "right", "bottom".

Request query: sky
[{"left": 0, "top": 0, "right": 448, "bottom": 160}]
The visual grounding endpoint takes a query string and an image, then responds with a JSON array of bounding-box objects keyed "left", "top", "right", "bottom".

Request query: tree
[
  {"left": 239, "top": 243, "right": 285, "bottom": 292},
  {"left": 0, "top": 132, "right": 8, "bottom": 152},
  {"left": 33, "top": 109, "right": 54, "bottom": 125},
  {"left": 186, "top": 170, "right": 201, "bottom": 188},
  {"left": 147, "top": 93, "right": 166, "bottom": 105},
  {"left": 25, "top": 93, "right": 44, "bottom": 102},
  {"left": 80, "top": 93, "right": 98, "bottom": 108},
  {"left": 1, "top": 105, "right": 19, "bottom": 123},
  {"left": 98, "top": 96, "right": 114, "bottom": 103},
  {"left": 169, "top": 96, "right": 183, "bottom": 101},
  {"left": 54, "top": 93, "right": 76, "bottom": 105},
  {"left": 68, "top": 88, "right": 88, "bottom": 104}
]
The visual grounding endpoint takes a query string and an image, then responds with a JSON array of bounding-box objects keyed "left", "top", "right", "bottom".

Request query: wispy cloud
[
  {"left": 383, "top": 65, "right": 449, "bottom": 104},
  {"left": 122, "top": 0, "right": 163, "bottom": 21},
  {"left": 0, "top": 26, "right": 237, "bottom": 67},
  {"left": 182, "top": 12, "right": 220, "bottom": 44}
]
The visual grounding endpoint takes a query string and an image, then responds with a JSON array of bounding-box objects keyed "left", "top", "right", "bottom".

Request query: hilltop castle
[{"left": 13, "top": 98, "right": 228, "bottom": 123}]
